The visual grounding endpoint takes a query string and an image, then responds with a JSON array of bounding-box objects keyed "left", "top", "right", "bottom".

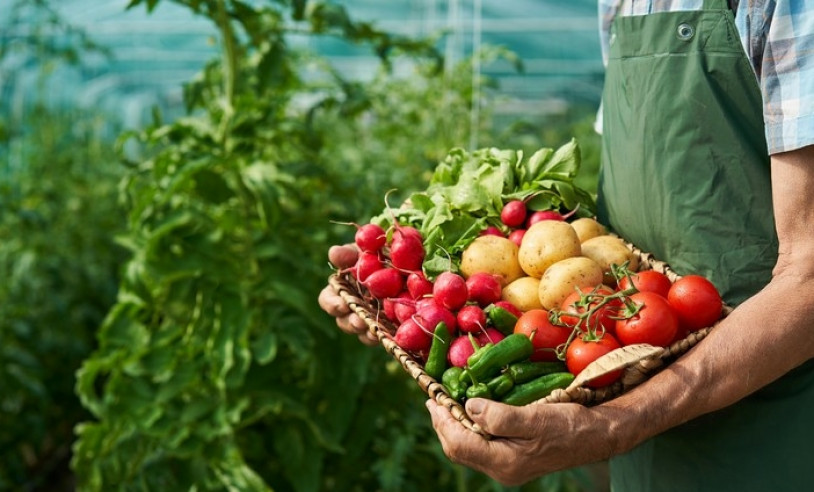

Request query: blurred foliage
[
  {"left": 2, "top": 0, "right": 604, "bottom": 490},
  {"left": 0, "top": 107, "right": 126, "bottom": 491},
  {"left": 0, "top": 1, "right": 125, "bottom": 490}
]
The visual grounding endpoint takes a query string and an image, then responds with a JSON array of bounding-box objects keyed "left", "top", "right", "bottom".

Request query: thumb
[
  {"left": 329, "top": 244, "right": 358, "bottom": 269},
  {"left": 465, "top": 398, "right": 540, "bottom": 438}
]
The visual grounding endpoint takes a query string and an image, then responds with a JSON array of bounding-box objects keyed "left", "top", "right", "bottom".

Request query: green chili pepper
[
  {"left": 424, "top": 322, "right": 451, "bottom": 380},
  {"left": 500, "top": 372, "right": 575, "bottom": 406},
  {"left": 485, "top": 304, "right": 519, "bottom": 335},
  {"left": 441, "top": 366, "right": 470, "bottom": 401},
  {"left": 465, "top": 382, "right": 493, "bottom": 400},
  {"left": 466, "top": 338, "right": 494, "bottom": 367},
  {"left": 506, "top": 360, "right": 568, "bottom": 384},
  {"left": 458, "top": 338, "right": 495, "bottom": 384},
  {"left": 464, "top": 333, "right": 534, "bottom": 383},
  {"left": 485, "top": 373, "right": 514, "bottom": 398}
]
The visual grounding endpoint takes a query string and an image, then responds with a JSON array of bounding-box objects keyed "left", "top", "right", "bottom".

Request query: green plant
[
  {"left": 0, "top": 106, "right": 125, "bottom": 490},
  {"left": 0, "top": 1, "right": 123, "bottom": 489}
]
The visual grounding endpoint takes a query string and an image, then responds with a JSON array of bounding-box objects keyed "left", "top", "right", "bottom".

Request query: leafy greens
[{"left": 373, "top": 138, "right": 597, "bottom": 279}]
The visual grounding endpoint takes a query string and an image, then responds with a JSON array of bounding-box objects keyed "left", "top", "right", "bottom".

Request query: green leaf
[
  {"left": 525, "top": 147, "right": 553, "bottom": 179},
  {"left": 540, "top": 137, "right": 581, "bottom": 180},
  {"left": 251, "top": 331, "right": 278, "bottom": 365}
]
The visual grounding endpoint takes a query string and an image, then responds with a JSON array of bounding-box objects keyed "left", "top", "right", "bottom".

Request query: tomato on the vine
[
  {"left": 558, "top": 285, "right": 621, "bottom": 334},
  {"left": 615, "top": 292, "right": 678, "bottom": 347},
  {"left": 667, "top": 275, "right": 723, "bottom": 332},
  {"left": 565, "top": 332, "right": 623, "bottom": 388},
  {"left": 618, "top": 270, "right": 672, "bottom": 299},
  {"left": 514, "top": 309, "right": 572, "bottom": 362}
]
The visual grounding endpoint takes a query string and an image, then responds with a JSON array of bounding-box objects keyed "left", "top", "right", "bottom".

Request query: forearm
[
  {"left": 603, "top": 273, "right": 814, "bottom": 453},
  {"left": 602, "top": 146, "right": 814, "bottom": 455}
]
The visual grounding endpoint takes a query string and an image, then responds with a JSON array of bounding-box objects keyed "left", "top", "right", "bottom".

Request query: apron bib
[{"left": 597, "top": 1, "right": 814, "bottom": 490}]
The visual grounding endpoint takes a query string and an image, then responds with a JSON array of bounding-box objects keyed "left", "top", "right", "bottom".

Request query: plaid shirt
[{"left": 598, "top": 0, "right": 814, "bottom": 154}]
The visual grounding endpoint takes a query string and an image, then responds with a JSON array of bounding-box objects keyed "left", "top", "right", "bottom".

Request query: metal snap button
[{"left": 677, "top": 23, "right": 694, "bottom": 40}]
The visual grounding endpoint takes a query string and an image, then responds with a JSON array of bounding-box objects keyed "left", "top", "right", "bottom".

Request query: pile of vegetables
[{"left": 339, "top": 140, "right": 724, "bottom": 406}]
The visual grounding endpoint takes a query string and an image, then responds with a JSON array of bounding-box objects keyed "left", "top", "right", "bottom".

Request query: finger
[
  {"left": 318, "top": 285, "right": 352, "bottom": 317},
  {"left": 328, "top": 244, "right": 358, "bottom": 269},
  {"left": 465, "top": 398, "right": 543, "bottom": 438},
  {"left": 358, "top": 330, "right": 379, "bottom": 347},
  {"left": 426, "top": 399, "right": 494, "bottom": 469}
]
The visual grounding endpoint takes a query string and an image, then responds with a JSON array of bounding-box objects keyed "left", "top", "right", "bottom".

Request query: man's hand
[
  {"left": 317, "top": 245, "right": 378, "bottom": 346},
  {"left": 426, "top": 397, "right": 627, "bottom": 486}
]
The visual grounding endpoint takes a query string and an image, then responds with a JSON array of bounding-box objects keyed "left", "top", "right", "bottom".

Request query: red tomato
[
  {"left": 618, "top": 270, "right": 672, "bottom": 299},
  {"left": 559, "top": 285, "right": 621, "bottom": 334},
  {"left": 565, "top": 333, "right": 623, "bottom": 388},
  {"left": 615, "top": 292, "right": 678, "bottom": 347},
  {"left": 667, "top": 275, "right": 723, "bottom": 332},
  {"left": 514, "top": 309, "right": 573, "bottom": 362}
]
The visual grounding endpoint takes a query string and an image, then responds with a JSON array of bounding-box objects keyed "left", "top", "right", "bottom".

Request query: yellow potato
[
  {"left": 501, "top": 276, "right": 543, "bottom": 312},
  {"left": 580, "top": 235, "right": 640, "bottom": 281},
  {"left": 570, "top": 217, "right": 607, "bottom": 243},
  {"left": 460, "top": 235, "right": 525, "bottom": 286},
  {"left": 537, "top": 256, "right": 605, "bottom": 310},
  {"left": 518, "top": 220, "right": 582, "bottom": 278}
]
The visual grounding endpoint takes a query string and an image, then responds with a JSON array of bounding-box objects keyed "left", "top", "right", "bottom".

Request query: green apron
[{"left": 597, "top": 1, "right": 814, "bottom": 490}]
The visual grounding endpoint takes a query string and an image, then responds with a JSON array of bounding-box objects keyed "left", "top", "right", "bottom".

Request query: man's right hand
[{"left": 317, "top": 245, "right": 379, "bottom": 346}]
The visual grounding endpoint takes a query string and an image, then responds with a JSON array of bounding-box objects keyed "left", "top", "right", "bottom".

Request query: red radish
[
  {"left": 457, "top": 304, "right": 487, "bottom": 333},
  {"left": 476, "top": 327, "right": 506, "bottom": 345},
  {"left": 389, "top": 232, "right": 425, "bottom": 271},
  {"left": 394, "top": 296, "right": 418, "bottom": 324},
  {"left": 393, "top": 224, "right": 423, "bottom": 241},
  {"left": 351, "top": 251, "right": 383, "bottom": 282},
  {"left": 448, "top": 335, "right": 482, "bottom": 367},
  {"left": 500, "top": 200, "right": 527, "bottom": 228},
  {"left": 480, "top": 226, "right": 504, "bottom": 237},
  {"left": 363, "top": 268, "right": 404, "bottom": 299},
  {"left": 395, "top": 318, "right": 433, "bottom": 352},
  {"left": 406, "top": 271, "right": 434, "bottom": 299},
  {"left": 526, "top": 210, "right": 565, "bottom": 227},
  {"left": 508, "top": 228, "right": 526, "bottom": 247},
  {"left": 383, "top": 297, "right": 398, "bottom": 322},
  {"left": 493, "top": 300, "right": 523, "bottom": 318},
  {"left": 465, "top": 272, "right": 502, "bottom": 306},
  {"left": 414, "top": 303, "right": 457, "bottom": 334},
  {"left": 433, "top": 272, "right": 469, "bottom": 311},
  {"left": 355, "top": 223, "right": 387, "bottom": 253},
  {"left": 415, "top": 296, "right": 437, "bottom": 311}
]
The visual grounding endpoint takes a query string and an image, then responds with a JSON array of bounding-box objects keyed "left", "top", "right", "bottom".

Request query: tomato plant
[
  {"left": 668, "top": 275, "right": 723, "bottom": 331},
  {"left": 615, "top": 292, "right": 679, "bottom": 347},
  {"left": 514, "top": 309, "right": 572, "bottom": 362},
  {"left": 565, "top": 333, "right": 623, "bottom": 388}
]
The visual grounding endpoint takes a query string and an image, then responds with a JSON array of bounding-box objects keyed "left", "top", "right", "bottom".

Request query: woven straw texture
[{"left": 328, "top": 238, "right": 732, "bottom": 438}]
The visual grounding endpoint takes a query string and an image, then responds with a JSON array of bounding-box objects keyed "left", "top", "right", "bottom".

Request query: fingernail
[{"left": 467, "top": 398, "right": 485, "bottom": 416}]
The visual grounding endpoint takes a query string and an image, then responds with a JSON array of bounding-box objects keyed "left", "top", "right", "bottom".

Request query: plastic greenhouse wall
[{"left": 3, "top": 0, "right": 604, "bottom": 131}]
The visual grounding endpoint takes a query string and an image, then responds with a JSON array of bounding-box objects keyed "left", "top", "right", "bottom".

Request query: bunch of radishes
[
  {"left": 481, "top": 199, "right": 576, "bottom": 247},
  {"left": 347, "top": 221, "right": 523, "bottom": 368}
]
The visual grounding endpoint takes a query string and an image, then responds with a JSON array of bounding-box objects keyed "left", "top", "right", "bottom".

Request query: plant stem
[{"left": 215, "top": 0, "right": 236, "bottom": 147}]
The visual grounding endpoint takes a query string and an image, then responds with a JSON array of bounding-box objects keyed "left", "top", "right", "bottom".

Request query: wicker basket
[{"left": 328, "top": 238, "right": 731, "bottom": 438}]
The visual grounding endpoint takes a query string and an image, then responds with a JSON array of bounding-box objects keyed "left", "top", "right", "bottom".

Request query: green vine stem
[{"left": 215, "top": 0, "right": 237, "bottom": 146}]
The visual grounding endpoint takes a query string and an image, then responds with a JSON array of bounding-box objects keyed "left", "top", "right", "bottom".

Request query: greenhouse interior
[{"left": 2, "top": 0, "right": 612, "bottom": 491}]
